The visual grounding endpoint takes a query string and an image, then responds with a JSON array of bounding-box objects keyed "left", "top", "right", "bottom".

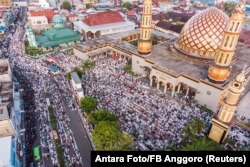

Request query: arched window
[
  {"left": 230, "top": 22, "right": 235, "bottom": 31},
  {"left": 224, "top": 36, "right": 229, "bottom": 47},
  {"left": 219, "top": 53, "right": 224, "bottom": 63},
  {"left": 229, "top": 37, "right": 235, "bottom": 47},
  {"left": 224, "top": 54, "right": 229, "bottom": 64},
  {"left": 235, "top": 22, "right": 240, "bottom": 31}
]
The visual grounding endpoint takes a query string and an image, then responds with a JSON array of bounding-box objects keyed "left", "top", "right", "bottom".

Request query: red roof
[
  {"left": 83, "top": 10, "right": 124, "bottom": 26},
  {"left": 68, "top": 13, "right": 77, "bottom": 18},
  {"left": 30, "top": 9, "right": 56, "bottom": 22},
  {"left": 127, "top": 10, "right": 136, "bottom": 16}
]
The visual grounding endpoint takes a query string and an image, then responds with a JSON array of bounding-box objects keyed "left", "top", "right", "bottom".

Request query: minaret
[
  {"left": 208, "top": 0, "right": 246, "bottom": 83},
  {"left": 208, "top": 70, "right": 247, "bottom": 143},
  {"left": 138, "top": 0, "right": 152, "bottom": 54}
]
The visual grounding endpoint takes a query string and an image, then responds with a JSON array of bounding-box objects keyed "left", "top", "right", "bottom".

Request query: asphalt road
[
  {"left": 68, "top": 109, "right": 92, "bottom": 167},
  {"left": 51, "top": 77, "right": 93, "bottom": 167}
]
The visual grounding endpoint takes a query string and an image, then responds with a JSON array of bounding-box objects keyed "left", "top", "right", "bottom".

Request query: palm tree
[
  {"left": 81, "top": 60, "right": 95, "bottom": 72},
  {"left": 191, "top": 118, "right": 205, "bottom": 134},
  {"left": 182, "top": 137, "right": 220, "bottom": 151},
  {"left": 182, "top": 124, "right": 196, "bottom": 143}
]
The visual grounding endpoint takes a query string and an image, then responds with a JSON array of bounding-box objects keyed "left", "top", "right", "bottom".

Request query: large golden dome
[{"left": 175, "top": 7, "right": 229, "bottom": 60}]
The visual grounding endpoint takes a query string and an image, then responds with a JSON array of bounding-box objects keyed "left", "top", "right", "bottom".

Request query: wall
[{"left": 73, "top": 47, "right": 89, "bottom": 60}]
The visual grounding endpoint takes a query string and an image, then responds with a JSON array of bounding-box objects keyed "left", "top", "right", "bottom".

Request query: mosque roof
[
  {"left": 52, "top": 14, "right": 64, "bottom": 24},
  {"left": 83, "top": 10, "right": 125, "bottom": 26},
  {"left": 176, "top": 7, "right": 229, "bottom": 59},
  {"left": 36, "top": 27, "right": 80, "bottom": 47}
]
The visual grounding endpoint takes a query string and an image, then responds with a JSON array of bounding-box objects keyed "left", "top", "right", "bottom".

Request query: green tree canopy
[
  {"left": 80, "top": 96, "right": 98, "bottom": 114},
  {"left": 81, "top": 60, "right": 95, "bottom": 72},
  {"left": 117, "top": 132, "right": 134, "bottom": 151},
  {"left": 223, "top": 2, "right": 237, "bottom": 16},
  {"left": 73, "top": 67, "right": 83, "bottom": 78},
  {"left": 92, "top": 121, "right": 122, "bottom": 150},
  {"left": 182, "top": 137, "right": 220, "bottom": 151},
  {"left": 92, "top": 121, "right": 134, "bottom": 150},
  {"left": 122, "top": 2, "right": 133, "bottom": 10},
  {"left": 61, "top": 1, "right": 71, "bottom": 11},
  {"left": 88, "top": 109, "right": 118, "bottom": 126},
  {"left": 182, "top": 118, "right": 205, "bottom": 143}
]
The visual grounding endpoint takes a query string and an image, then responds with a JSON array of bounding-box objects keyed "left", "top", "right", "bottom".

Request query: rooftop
[
  {"left": 0, "top": 120, "right": 14, "bottom": 137},
  {"left": 74, "top": 30, "right": 250, "bottom": 89},
  {"left": 83, "top": 10, "right": 125, "bottom": 26},
  {"left": 71, "top": 72, "right": 81, "bottom": 84}
]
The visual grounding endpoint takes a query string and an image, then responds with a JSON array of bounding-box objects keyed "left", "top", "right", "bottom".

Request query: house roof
[
  {"left": 83, "top": 10, "right": 124, "bottom": 26},
  {"left": 71, "top": 72, "right": 81, "bottom": 84},
  {"left": 155, "top": 20, "right": 184, "bottom": 33}
]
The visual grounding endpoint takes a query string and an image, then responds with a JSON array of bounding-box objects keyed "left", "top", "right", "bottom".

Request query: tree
[
  {"left": 80, "top": 96, "right": 98, "bottom": 114},
  {"left": 92, "top": 121, "right": 122, "bottom": 150},
  {"left": 117, "top": 132, "right": 134, "bottom": 151},
  {"left": 73, "top": 67, "right": 83, "bottom": 78},
  {"left": 81, "top": 60, "right": 95, "bottom": 72},
  {"left": 65, "top": 72, "right": 71, "bottom": 80},
  {"left": 61, "top": 1, "right": 71, "bottom": 11},
  {"left": 182, "top": 118, "right": 205, "bottom": 143},
  {"left": 86, "top": 3, "right": 91, "bottom": 9},
  {"left": 122, "top": 2, "right": 133, "bottom": 10},
  {"left": 223, "top": 2, "right": 237, "bottom": 16},
  {"left": 182, "top": 138, "right": 220, "bottom": 151},
  {"left": 88, "top": 109, "right": 118, "bottom": 126},
  {"left": 92, "top": 121, "right": 134, "bottom": 150}
]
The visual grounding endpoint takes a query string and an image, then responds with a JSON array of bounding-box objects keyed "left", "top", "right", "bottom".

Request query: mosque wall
[
  {"left": 73, "top": 48, "right": 89, "bottom": 60},
  {"left": 132, "top": 56, "right": 153, "bottom": 76},
  {"left": 195, "top": 82, "right": 224, "bottom": 111}
]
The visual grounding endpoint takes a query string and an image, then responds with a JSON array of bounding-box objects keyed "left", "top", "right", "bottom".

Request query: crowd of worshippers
[
  {"left": 83, "top": 54, "right": 212, "bottom": 150},
  {"left": 223, "top": 125, "right": 250, "bottom": 150},
  {"left": 8, "top": 24, "right": 83, "bottom": 166},
  {"left": 84, "top": 54, "right": 250, "bottom": 150}
]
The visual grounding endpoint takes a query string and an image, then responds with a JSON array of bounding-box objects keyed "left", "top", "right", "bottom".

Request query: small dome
[
  {"left": 52, "top": 14, "right": 64, "bottom": 24},
  {"left": 236, "top": 72, "right": 245, "bottom": 83},
  {"left": 175, "top": 7, "right": 229, "bottom": 59}
]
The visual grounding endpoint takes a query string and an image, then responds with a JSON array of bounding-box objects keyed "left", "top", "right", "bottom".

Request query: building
[
  {"left": 71, "top": 72, "right": 84, "bottom": 101},
  {"left": 10, "top": 80, "right": 26, "bottom": 167},
  {"left": 0, "top": 11, "right": 6, "bottom": 34},
  {"left": 29, "top": 9, "right": 56, "bottom": 22},
  {"left": 0, "top": 136, "right": 13, "bottom": 167},
  {"left": 68, "top": 13, "right": 78, "bottom": 22},
  {"left": 73, "top": 1, "right": 250, "bottom": 112},
  {"left": 0, "top": 0, "right": 12, "bottom": 7},
  {"left": 0, "top": 59, "right": 12, "bottom": 108},
  {"left": 35, "top": 14, "right": 81, "bottom": 48},
  {"left": 0, "top": 59, "right": 15, "bottom": 167},
  {"left": 159, "top": 0, "right": 173, "bottom": 12},
  {"left": 28, "top": 15, "right": 50, "bottom": 31},
  {"left": 74, "top": 10, "right": 135, "bottom": 40},
  {"left": 209, "top": 68, "right": 249, "bottom": 143}
]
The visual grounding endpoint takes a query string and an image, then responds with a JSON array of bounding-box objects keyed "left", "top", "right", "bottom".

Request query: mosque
[
  {"left": 73, "top": 0, "right": 249, "bottom": 143},
  {"left": 26, "top": 14, "right": 81, "bottom": 49}
]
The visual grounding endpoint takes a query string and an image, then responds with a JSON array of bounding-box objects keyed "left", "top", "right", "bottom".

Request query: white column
[
  {"left": 171, "top": 85, "right": 175, "bottom": 97},
  {"left": 164, "top": 85, "right": 167, "bottom": 94},
  {"left": 186, "top": 87, "right": 190, "bottom": 96},
  {"left": 150, "top": 78, "right": 153, "bottom": 87},
  {"left": 157, "top": 81, "right": 160, "bottom": 90},
  {"left": 177, "top": 84, "right": 181, "bottom": 93}
]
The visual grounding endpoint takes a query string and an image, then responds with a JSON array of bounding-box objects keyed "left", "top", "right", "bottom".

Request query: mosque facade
[{"left": 73, "top": 0, "right": 249, "bottom": 113}]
